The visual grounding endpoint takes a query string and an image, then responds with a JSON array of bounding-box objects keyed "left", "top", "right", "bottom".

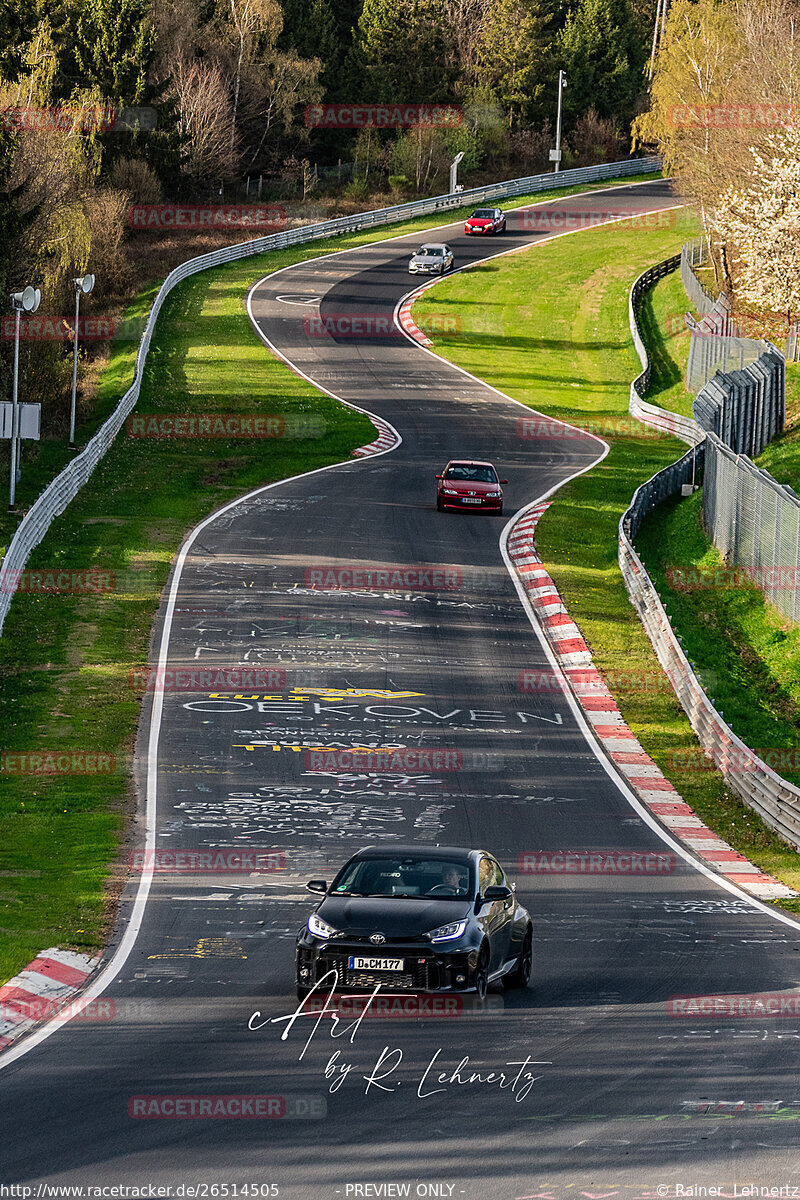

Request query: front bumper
[
  {"left": 296, "top": 939, "right": 480, "bottom": 993},
  {"left": 438, "top": 493, "right": 502, "bottom": 511}
]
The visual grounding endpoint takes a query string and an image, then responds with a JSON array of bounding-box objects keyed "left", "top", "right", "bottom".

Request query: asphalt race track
[{"left": 3, "top": 180, "right": 800, "bottom": 1195}]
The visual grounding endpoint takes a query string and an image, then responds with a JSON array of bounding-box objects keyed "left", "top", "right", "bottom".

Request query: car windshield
[
  {"left": 471, "top": 210, "right": 494, "bottom": 218},
  {"left": 444, "top": 464, "right": 498, "bottom": 483},
  {"left": 331, "top": 856, "right": 472, "bottom": 899},
  {"left": 416, "top": 247, "right": 443, "bottom": 257}
]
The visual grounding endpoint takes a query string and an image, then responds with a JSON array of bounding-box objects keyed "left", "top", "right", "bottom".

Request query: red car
[
  {"left": 464, "top": 207, "right": 506, "bottom": 235},
  {"left": 436, "top": 460, "right": 507, "bottom": 514}
]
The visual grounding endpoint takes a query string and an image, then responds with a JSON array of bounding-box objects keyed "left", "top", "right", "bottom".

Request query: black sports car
[{"left": 295, "top": 845, "right": 532, "bottom": 1000}]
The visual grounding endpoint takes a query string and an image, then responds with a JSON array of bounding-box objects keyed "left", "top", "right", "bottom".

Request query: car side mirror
[
  {"left": 483, "top": 885, "right": 513, "bottom": 902},
  {"left": 500, "top": 479, "right": 508, "bottom": 484},
  {"left": 306, "top": 879, "right": 328, "bottom": 894},
  {"left": 435, "top": 474, "right": 442, "bottom": 479}
]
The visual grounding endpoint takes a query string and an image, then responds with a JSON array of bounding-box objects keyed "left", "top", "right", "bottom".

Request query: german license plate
[
  {"left": 349, "top": 956, "right": 404, "bottom": 971},
  {"left": 462, "top": 498, "right": 482, "bottom": 504}
]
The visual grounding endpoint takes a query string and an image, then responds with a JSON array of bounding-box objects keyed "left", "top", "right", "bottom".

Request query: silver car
[{"left": 408, "top": 242, "right": 455, "bottom": 275}]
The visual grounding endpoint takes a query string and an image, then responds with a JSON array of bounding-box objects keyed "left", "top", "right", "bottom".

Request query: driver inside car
[{"left": 435, "top": 864, "right": 466, "bottom": 894}]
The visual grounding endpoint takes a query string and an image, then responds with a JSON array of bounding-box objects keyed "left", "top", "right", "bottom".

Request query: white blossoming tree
[{"left": 714, "top": 124, "right": 800, "bottom": 320}]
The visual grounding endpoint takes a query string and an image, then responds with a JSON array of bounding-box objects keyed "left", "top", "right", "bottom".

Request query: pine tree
[
  {"left": 476, "top": 0, "right": 555, "bottom": 127},
  {"left": 557, "top": 0, "right": 647, "bottom": 128}
]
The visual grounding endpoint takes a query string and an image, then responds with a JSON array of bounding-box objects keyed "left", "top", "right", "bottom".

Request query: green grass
[
  {"left": 637, "top": 268, "right": 696, "bottom": 418},
  {"left": 413, "top": 207, "right": 800, "bottom": 903},
  {"left": 0, "top": 171, "right": 664, "bottom": 984}
]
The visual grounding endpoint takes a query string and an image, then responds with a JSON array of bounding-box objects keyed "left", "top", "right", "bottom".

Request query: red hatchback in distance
[
  {"left": 464, "top": 207, "right": 506, "bottom": 235},
  {"left": 436, "top": 460, "right": 507, "bottom": 514}
]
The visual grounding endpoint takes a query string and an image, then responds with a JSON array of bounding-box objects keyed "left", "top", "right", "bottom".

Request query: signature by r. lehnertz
[{"left": 248, "top": 970, "right": 550, "bottom": 1102}]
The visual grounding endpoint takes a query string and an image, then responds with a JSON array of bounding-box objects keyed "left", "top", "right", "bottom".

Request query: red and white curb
[
  {"left": 0, "top": 948, "right": 100, "bottom": 1052},
  {"left": 397, "top": 284, "right": 436, "bottom": 348},
  {"left": 508, "top": 504, "right": 796, "bottom": 902},
  {"left": 351, "top": 414, "right": 400, "bottom": 457}
]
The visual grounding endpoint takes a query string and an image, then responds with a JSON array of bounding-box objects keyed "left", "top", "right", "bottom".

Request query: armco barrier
[
  {"left": 0, "top": 156, "right": 659, "bottom": 638},
  {"left": 628, "top": 253, "right": 704, "bottom": 446},
  {"left": 620, "top": 257, "right": 800, "bottom": 851}
]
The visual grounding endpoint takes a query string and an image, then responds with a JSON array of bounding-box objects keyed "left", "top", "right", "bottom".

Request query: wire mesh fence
[
  {"left": 680, "top": 238, "right": 715, "bottom": 316},
  {"left": 702, "top": 432, "right": 800, "bottom": 626},
  {"left": 692, "top": 343, "right": 784, "bottom": 457},
  {"left": 682, "top": 242, "right": 768, "bottom": 391},
  {"left": 622, "top": 256, "right": 800, "bottom": 851}
]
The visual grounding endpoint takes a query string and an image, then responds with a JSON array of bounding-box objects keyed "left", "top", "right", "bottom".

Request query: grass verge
[
  {"left": 413, "top": 207, "right": 800, "bottom": 905},
  {"left": 0, "top": 171, "right": 664, "bottom": 983}
]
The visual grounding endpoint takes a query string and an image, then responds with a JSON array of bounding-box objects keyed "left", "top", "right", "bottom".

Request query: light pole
[
  {"left": 9, "top": 285, "right": 41, "bottom": 512},
  {"left": 553, "top": 71, "right": 568, "bottom": 173},
  {"left": 69, "top": 273, "right": 95, "bottom": 449},
  {"left": 449, "top": 151, "right": 465, "bottom": 195}
]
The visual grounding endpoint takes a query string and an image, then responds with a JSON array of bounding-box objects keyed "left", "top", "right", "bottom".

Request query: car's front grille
[
  {"left": 315, "top": 954, "right": 436, "bottom": 991},
  {"left": 347, "top": 971, "right": 418, "bottom": 990}
]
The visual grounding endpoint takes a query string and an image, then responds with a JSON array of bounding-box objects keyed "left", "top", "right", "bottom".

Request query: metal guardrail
[
  {"left": 621, "top": 257, "right": 800, "bottom": 850},
  {"left": 0, "top": 156, "right": 660, "bottom": 637},
  {"left": 628, "top": 254, "right": 705, "bottom": 446}
]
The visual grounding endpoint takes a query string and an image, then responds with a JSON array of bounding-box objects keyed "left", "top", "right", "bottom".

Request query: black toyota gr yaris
[{"left": 295, "top": 845, "right": 532, "bottom": 1000}]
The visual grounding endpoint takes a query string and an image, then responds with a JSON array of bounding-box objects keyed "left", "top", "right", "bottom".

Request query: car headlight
[
  {"left": 308, "top": 912, "right": 338, "bottom": 939},
  {"left": 427, "top": 919, "right": 468, "bottom": 943},
  {"left": 442, "top": 488, "right": 458, "bottom": 495}
]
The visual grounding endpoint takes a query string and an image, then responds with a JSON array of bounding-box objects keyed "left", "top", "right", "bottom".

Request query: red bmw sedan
[{"left": 435, "top": 460, "right": 507, "bottom": 514}]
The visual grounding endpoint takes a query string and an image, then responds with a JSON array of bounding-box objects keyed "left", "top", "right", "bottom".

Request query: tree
[
  {"left": 556, "top": 0, "right": 647, "bottom": 129},
  {"left": 476, "top": 0, "right": 555, "bottom": 127},
  {"left": 356, "top": 0, "right": 456, "bottom": 102},
  {"left": 714, "top": 125, "right": 800, "bottom": 321},
  {"left": 60, "top": 0, "right": 157, "bottom": 104},
  {"left": 217, "top": 0, "right": 281, "bottom": 154},
  {"left": 632, "top": 0, "right": 800, "bottom": 267},
  {"left": 169, "top": 55, "right": 237, "bottom": 182}
]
